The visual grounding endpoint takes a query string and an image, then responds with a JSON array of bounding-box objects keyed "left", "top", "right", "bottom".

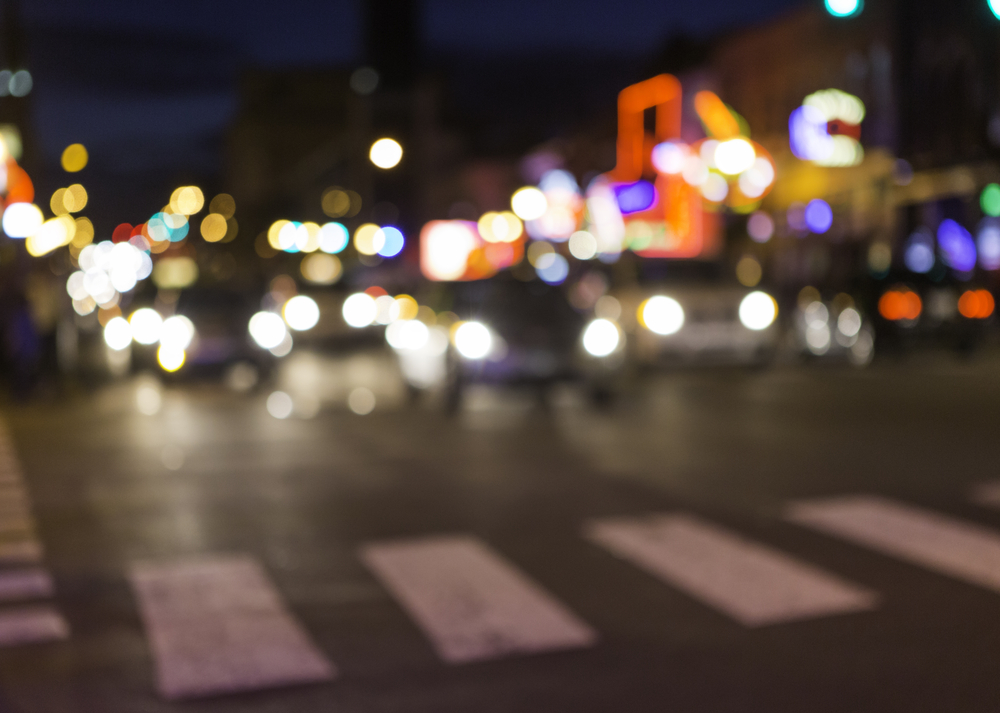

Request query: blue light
[
  {"left": 377, "top": 226, "right": 405, "bottom": 258},
  {"left": 825, "top": 0, "right": 862, "bottom": 17},
  {"left": 613, "top": 180, "right": 657, "bottom": 215},
  {"left": 904, "top": 229, "right": 935, "bottom": 273},
  {"left": 938, "top": 219, "right": 976, "bottom": 272},
  {"left": 804, "top": 199, "right": 833, "bottom": 233},
  {"left": 536, "top": 253, "right": 569, "bottom": 284}
]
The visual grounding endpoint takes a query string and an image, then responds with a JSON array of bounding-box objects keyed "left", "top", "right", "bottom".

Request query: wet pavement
[{"left": 1, "top": 352, "right": 1000, "bottom": 712}]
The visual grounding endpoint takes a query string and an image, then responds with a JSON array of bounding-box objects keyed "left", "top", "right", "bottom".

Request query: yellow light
[
  {"left": 26, "top": 216, "right": 76, "bottom": 257},
  {"left": 50, "top": 188, "right": 68, "bottom": 216},
  {"left": 300, "top": 253, "right": 342, "bottom": 284},
  {"left": 268, "top": 220, "right": 290, "bottom": 250},
  {"left": 392, "top": 295, "right": 419, "bottom": 321},
  {"left": 714, "top": 139, "right": 756, "bottom": 175},
  {"left": 169, "top": 186, "right": 205, "bottom": 215},
  {"left": 157, "top": 346, "right": 186, "bottom": 372},
  {"left": 72, "top": 216, "right": 94, "bottom": 248},
  {"left": 61, "top": 143, "right": 88, "bottom": 172},
  {"left": 478, "top": 211, "right": 524, "bottom": 243},
  {"left": 369, "top": 138, "right": 402, "bottom": 169},
  {"left": 736, "top": 256, "right": 762, "bottom": 287},
  {"left": 354, "top": 223, "right": 383, "bottom": 255},
  {"left": 208, "top": 193, "right": 236, "bottom": 219},
  {"left": 152, "top": 257, "right": 199, "bottom": 289},
  {"left": 200, "top": 213, "right": 227, "bottom": 242},
  {"left": 64, "top": 183, "right": 88, "bottom": 213}
]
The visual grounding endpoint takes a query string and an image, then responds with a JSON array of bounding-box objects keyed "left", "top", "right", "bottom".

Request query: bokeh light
[
  {"left": 958, "top": 290, "right": 994, "bottom": 319},
  {"left": 249, "top": 312, "right": 288, "bottom": 349},
  {"left": 301, "top": 253, "right": 342, "bottom": 284},
  {"left": 157, "top": 346, "right": 185, "bottom": 372},
  {"left": 376, "top": 226, "right": 405, "bottom": 257},
  {"left": 640, "top": 296, "right": 684, "bottom": 335},
  {"left": 130, "top": 308, "right": 163, "bottom": 345},
  {"left": 805, "top": 199, "right": 833, "bottom": 233},
  {"left": 283, "top": 295, "right": 320, "bottom": 331},
  {"left": 747, "top": 212, "right": 774, "bottom": 243},
  {"left": 454, "top": 321, "right": 492, "bottom": 359},
  {"left": 201, "top": 213, "right": 227, "bottom": 242},
  {"left": 61, "top": 143, "right": 88, "bottom": 172},
  {"left": 160, "top": 315, "right": 195, "bottom": 351},
  {"left": 825, "top": 0, "right": 862, "bottom": 17},
  {"left": 342, "top": 293, "right": 377, "bottom": 327},
  {"left": 981, "top": 184, "right": 1000, "bottom": 217},
  {"left": 369, "top": 138, "right": 402, "bottom": 169},
  {"left": 582, "top": 319, "right": 620, "bottom": 357},
  {"left": 739, "top": 292, "right": 778, "bottom": 330},
  {"left": 511, "top": 187, "right": 547, "bottom": 221},
  {"left": 2, "top": 202, "right": 42, "bottom": 238},
  {"left": 354, "top": 223, "right": 383, "bottom": 255},
  {"left": 103, "top": 317, "right": 132, "bottom": 350}
]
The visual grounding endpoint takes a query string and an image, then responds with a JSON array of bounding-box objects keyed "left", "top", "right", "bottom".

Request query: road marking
[
  {"left": 0, "top": 568, "right": 53, "bottom": 601},
  {"left": 360, "top": 535, "right": 597, "bottom": 663},
  {"left": 971, "top": 482, "right": 1000, "bottom": 509},
  {"left": 787, "top": 495, "right": 1000, "bottom": 593},
  {"left": 585, "top": 514, "right": 876, "bottom": 626},
  {"left": 129, "top": 554, "right": 335, "bottom": 700},
  {"left": 0, "top": 606, "right": 68, "bottom": 646}
]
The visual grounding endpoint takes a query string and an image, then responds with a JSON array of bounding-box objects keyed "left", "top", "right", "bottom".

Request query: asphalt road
[{"left": 1, "top": 351, "right": 1000, "bottom": 712}]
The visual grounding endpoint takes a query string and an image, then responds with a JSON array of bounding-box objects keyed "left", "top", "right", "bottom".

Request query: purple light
[
  {"left": 937, "top": 219, "right": 977, "bottom": 273},
  {"left": 804, "top": 199, "right": 833, "bottom": 233},
  {"left": 789, "top": 106, "right": 833, "bottom": 162},
  {"left": 613, "top": 181, "right": 658, "bottom": 215}
]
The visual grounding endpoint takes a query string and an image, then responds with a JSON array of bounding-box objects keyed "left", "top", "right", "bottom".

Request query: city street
[{"left": 0, "top": 353, "right": 999, "bottom": 711}]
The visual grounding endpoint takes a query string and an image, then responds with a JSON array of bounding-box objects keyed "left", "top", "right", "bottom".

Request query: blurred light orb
[
  {"left": 736, "top": 256, "right": 762, "bottom": 287},
  {"left": 2, "top": 202, "right": 42, "bottom": 238},
  {"left": 651, "top": 141, "right": 688, "bottom": 174},
  {"left": 805, "top": 199, "right": 833, "bottom": 233},
  {"left": 535, "top": 252, "right": 569, "bottom": 284},
  {"left": 266, "top": 391, "right": 294, "bottom": 419},
  {"left": 201, "top": 213, "right": 227, "bottom": 242},
  {"left": 981, "top": 183, "right": 1000, "bottom": 217},
  {"left": 978, "top": 222, "right": 1000, "bottom": 270},
  {"left": 714, "top": 138, "right": 756, "bottom": 175},
  {"left": 700, "top": 173, "right": 729, "bottom": 202},
  {"left": 319, "top": 222, "right": 349, "bottom": 253},
  {"left": 61, "top": 143, "right": 88, "bottom": 172},
  {"left": 376, "top": 226, "right": 405, "bottom": 257},
  {"left": 160, "top": 315, "right": 195, "bottom": 350},
  {"left": 269, "top": 331, "right": 293, "bottom": 357},
  {"left": 511, "top": 187, "right": 548, "bottom": 221},
  {"left": 477, "top": 211, "right": 523, "bottom": 243},
  {"left": 350, "top": 67, "right": 379, "bottom": 95},
  {"left": 170, "top": 186, "right": 204, "bottom": 215},
  {"left": 569, "top": 230, "right": 598, "bottom": 260},
  {"left": 739, "top": 291, "right": 778, "bottom": 330},
  {"left": 803, "top": 301, "right": 829, "bottom": 329},
  {"left": 747, "top": 212, "right": 775, "bottom": 243},
  {"left": 342, "top": 292, "right": 377, "bottom": 328},
  {"left": 157, "top": 346, "right": 185, "bottom": 372},
  {"left": 8, "top": 70, "right": 31, "bottom": 97},
  {"left": 249, "top": 311, "right": 288, "bottom": 349},
  {"left": 354, "top": 223, "right": 384, "bottom": 255},
  {"left": 348, "top": 387, "right": 376, "bottom": 415},
  {"left": 805, "top": 324, "right": 832, "bottom": 354},
  {"left": 454, "top": 321, "right": 492, "bottom": 359},
  {"left": 641, "top": 296, "right": 684, "bottom": 335},
  {"left": 301, "top": 253, "right": 342, "bottom": 284},
  {"left": 938, "top": 219, "right": 977, "bottom": 272},
  {"left": 386, "top": 319, "right": 430, "bottom": 351},
  {"left": 369, "top": 138, "right": 402, "bottom": 169},
  {"left": 990, "top": 0, "right": 1000, "bottom": 19},
  {"left": 104, "top": 317, "right": 132, "bottom": 350},
  {"left": 681, "top": 155, "right": 709, "bottom": 186},
  {"left": 129, "top": 308, "right": 163, "bottom": 345},
  {"left": 283, "top": 295, "right": 320, "bottom": 331},
  {"left": 582, "top": 319, "right": 620, "bottom": 357},
  {"left": 838, "top": 307, "right": 862, "bottom": 337},
  {"left": 904, "top": 230, "right": 935, "bottom": 273},
  {"left": 825, "top": 0, "right": 862, "bottom": 16},
  {"left": 739, "top": 158, "right": 775, "bottom": 198}
]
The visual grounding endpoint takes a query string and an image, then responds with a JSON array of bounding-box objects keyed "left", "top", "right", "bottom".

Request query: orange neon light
[
  {"left": 613, "top": 74, "right": 682, "bottom": 183},
  {"left": 693, "top": 91, "right": 741, "bottom": 140}
]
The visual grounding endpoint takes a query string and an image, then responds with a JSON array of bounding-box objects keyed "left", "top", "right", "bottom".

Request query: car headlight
[
  {"left": 249, "top": 311, "right": 288, "bottom": 349},
  {"left": 639, "top": 296, "right": 684, "bottom": 335},
  {"left": 583, "top": 319, "right": 621, "bottom": 357},
  {"left": 454, "top": 321, "right": 492, "bottom": 359},
  {"left": 160, "top": 315, "right": 195, "bottom": 351},
  {"left": 739, "top": 291, "right": 778, "bottom": 330}
]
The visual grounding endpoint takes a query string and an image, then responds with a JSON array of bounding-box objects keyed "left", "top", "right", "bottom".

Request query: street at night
[{"left": 0, "top": 353, "right": 998, "bottom": 711}]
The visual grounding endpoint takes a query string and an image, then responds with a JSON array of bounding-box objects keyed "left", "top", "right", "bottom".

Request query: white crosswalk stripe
[
  {"left": 360, "top": 535, "right": 597, "bottom": 664},
  {"left": 787, "top": 495, "right": 1000, "bottom": 594},
  {"left": 129, "top": 554, "right": 336, "bottom": 700},
  {"left": 586, "top": 514, "right": 876, "bottom": 626}
]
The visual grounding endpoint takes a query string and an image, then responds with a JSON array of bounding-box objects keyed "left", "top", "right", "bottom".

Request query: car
[{"left": 392, "top": 274, "right": 626, "bottom": 411}]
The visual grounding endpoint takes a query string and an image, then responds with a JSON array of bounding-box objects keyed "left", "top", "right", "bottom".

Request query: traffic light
[{"left": 824, "top": 0, "right": 862, "bottom": 17}]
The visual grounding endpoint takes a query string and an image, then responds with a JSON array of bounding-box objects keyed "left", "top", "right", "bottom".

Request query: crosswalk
[
  {"left": 6, "top": 416, "right": 1000, "bottom": 702},
  {"left": 0, "top": 424, "right": 68, "bottom": 647},
  {"left": 120, "top": 484, "right": 1000, "bottom": 700}
]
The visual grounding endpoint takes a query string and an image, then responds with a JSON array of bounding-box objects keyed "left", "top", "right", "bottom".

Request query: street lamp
[
  {"left": 369, "top": 138, "right": 402, "bottom": 169},
  {"left": 824, "top": 0, "right": 862, "bottom": 17}
]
